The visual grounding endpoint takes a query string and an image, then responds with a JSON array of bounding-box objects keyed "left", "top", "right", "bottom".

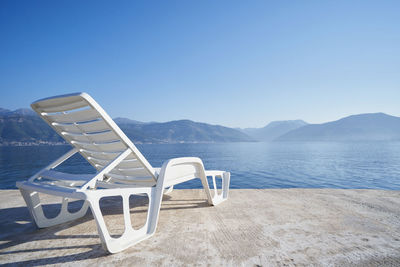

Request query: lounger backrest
[{"left": 31, "top": 93, "right": 157, "bottom": 185}]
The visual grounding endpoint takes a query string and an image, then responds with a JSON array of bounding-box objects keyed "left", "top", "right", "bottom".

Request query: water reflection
[{"left": 1, "top": 142, "right": 399, "bottom": 190}]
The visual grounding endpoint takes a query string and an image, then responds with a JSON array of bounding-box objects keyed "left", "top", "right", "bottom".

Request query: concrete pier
[{"left": 0, "top": 189, "right": 399, "bottom": 266}]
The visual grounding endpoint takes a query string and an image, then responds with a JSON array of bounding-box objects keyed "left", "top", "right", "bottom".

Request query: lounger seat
[{"left": 17, "top": 92, "right": 230, "bottom": 253}]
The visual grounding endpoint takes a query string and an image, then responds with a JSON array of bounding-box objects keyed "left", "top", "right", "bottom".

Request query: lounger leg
[
  {"left": 86, "top": 183, "right": 165, "bottom": 253},
  {"left": 163, "top": 185, "right": 174, "bottom": 194},
  {"left": 19, "top": 188, "right": 89, "bottom": 228},
  {"left": 200, "top": 171, "right": 230, "bottom": 206},
  {"left": 159, "top": 157, "right": 230, "bottom": 206},
  {"left": 222, "top": 172, "right": 230, "bottom": 200}
]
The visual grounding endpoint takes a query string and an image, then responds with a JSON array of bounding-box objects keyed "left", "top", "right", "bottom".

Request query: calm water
[{"left": 1, "top": 142, "right": 400, "bottom": 190}]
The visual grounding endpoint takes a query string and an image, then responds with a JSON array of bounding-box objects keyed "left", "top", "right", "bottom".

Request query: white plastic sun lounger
[{"left": 16, "top": 92, "right": 230, "bottom": 253}]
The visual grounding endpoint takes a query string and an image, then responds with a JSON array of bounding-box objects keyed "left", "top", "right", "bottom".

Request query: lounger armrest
[
  {"left": 159, "top": 157, "right": 205, "bottom": 188},
  {"left": 158, "top": 157, "right": 230, "bottom": 205}
]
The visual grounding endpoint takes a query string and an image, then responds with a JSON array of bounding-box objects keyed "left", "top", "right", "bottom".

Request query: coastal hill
[
  {"left": 116, "top": 118, "right": 254, "bottom": 143},
  {"left": 1, "top": 109, "right": 400, "bottom": 145},
  {"left": 0, "top": 108, "right": 63, "bottom": 145},
  {"left": 242, "top": 120, "right": 308, "bottom": 141},
  {"left": 276, "top": 113, "right": 400, "bottom": 141},
  {"left": 0, "top": 109, "right": 254, "bottom": 145}
]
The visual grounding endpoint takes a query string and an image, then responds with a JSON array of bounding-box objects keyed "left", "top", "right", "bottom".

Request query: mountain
[
  {"left": 276, "top": 113, "right": 400, "bottom": 141},
  {"left": 0, "top": 109, "right": 63, "bottom": 145},
  {"left": 113, "top": 117, "right": 147, "bottom": 125},
  {"left": 113, "top": 117, "right": 254, "bottom": 143},
  {"left": 0, "top": 108, "right": 10, "bottom": 115},
  {"left": 12, "top": 108, "right": 36, "bottom": 116},
  {"left": 242, "top": 120, "right": 308, "bottom": 141},
  {"left": 0, "top": 110, "right": 254, "bottom": 145},
  {"left": 121, "top": 120, "right": 254, "bottom": 143}
]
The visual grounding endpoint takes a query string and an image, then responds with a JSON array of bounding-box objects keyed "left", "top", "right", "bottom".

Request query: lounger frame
[{"left": 17, "top": 93, "right": 230, "bottom": 253}]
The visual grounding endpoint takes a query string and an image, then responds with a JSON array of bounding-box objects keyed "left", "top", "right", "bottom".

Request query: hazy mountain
[
  {"left": 113, "top": 117, "right": 146, "bottom": 125},
  {"left": 123, "top": 120, "right": 254, "bottom": 143},
  {"left": 276, "top": 113, "right": 400, "bottom": 141},
  {"left": 12, "top": 108, "right": 36, "bottom": 116},
  {"left": 242, "top": 120, "right": 308, "bottom": 141},
  {"left": 4, "top": 107, "right": 397, "bottom": 145},
  {"left": 0, "top": 108, "right": 10, "bottom": 115},
  {"left": 0, "top": 109, "right": 254, "bottom": 145},
  {"left": 0, "top": 109, "right": 63, "bottom": 144}
]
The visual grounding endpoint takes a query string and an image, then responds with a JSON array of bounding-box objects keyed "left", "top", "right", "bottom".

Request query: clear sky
[{"left": 0, "top": 0, "right": 399, "bottom": 128}]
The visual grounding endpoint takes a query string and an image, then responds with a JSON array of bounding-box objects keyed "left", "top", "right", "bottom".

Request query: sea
[{"left": 1, "top": 142, "right": 400, "bottom": 190}]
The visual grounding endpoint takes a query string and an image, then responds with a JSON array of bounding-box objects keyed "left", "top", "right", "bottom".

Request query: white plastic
[{"left": 17, "top": 92, "right": 230, "bottom": 253}]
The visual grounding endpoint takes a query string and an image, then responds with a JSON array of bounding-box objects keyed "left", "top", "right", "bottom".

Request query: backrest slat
[
  {"left": 82, "top": 150, "right": 126, "bottom": 160},
  {"left": 31, "top": 93, "right": 157, "bottom": 184},
  {"left": 109, "top": 167, "right": 149, "bottom": 177},
  {"left": 70, "top": 140, "right": 126, "bottom": 152},
  {"left": 54, "top": 120, "right": 109, "bottom": 133},
  {"left": 63, "top": 131, "right": 119, "bottom": 143},
  {"left": 35, "top": 99, "right": 88, "bottom": 113},
  {"left": 91, "top": 158, "right": 143, "bottom": 169},
  {"left": 43, "top": 108, "right": 100, "bottom": 124}
]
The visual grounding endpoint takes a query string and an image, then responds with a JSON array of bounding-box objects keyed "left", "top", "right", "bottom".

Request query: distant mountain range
[
  {"left": 1, "top": 108, "right": 399, "bottom": 146},
  {"left": 115, "top": 118, "right": 254, "bottom": 143},
  {"left": 0, "top": 108, "right": 63, "bottom": 145},
  {"left": 0, "top": 108, "right": 254, "bottom": 145},
  {"left": 113, "top": 117, "right": 149, "bottom": 125},
  {"left": 242, "top": 120, "right": 308, "bottom": 141},
  {"left": 276, "top": 113, "right": 400, "bottom": 141}
]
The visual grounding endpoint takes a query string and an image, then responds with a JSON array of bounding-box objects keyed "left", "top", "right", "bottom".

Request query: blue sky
[{"left": 0, "top": 1, "right": 399, "bottom": 128}]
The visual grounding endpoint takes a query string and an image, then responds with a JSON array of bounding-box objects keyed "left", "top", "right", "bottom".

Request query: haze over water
[{"left": 1, "top": 142, "right": 399, "bottom": 190}]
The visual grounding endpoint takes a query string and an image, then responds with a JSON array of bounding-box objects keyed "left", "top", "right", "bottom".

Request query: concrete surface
[{"left": 0, "top": 189, "right": 399, "bottom": 266}]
